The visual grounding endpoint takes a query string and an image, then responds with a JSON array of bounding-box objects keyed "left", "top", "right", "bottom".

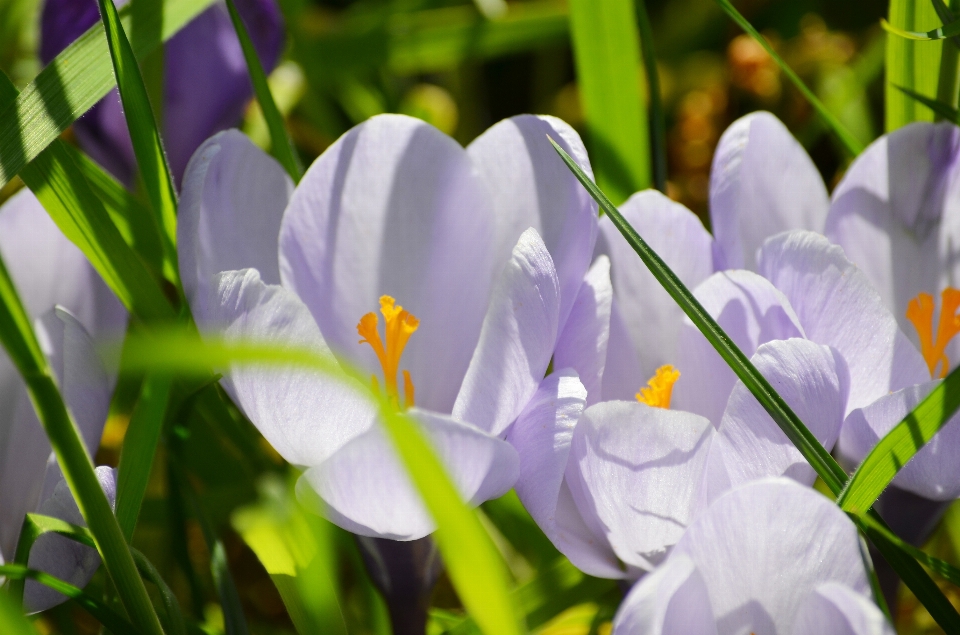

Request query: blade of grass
[
  {"left": 0, "top": 71, "right": 175, "bottom": 321},
  {"left": 896, "top": 83, "right": 960, "bottom": 121},
  {"left": 94, "top": 0, "right": 179, "bottom": 274},
  {"left": 550, "top": 137, "right": 960, "bottom": 631},
  {"left": 0, "top": 252, "right": 164, "bottom": 635},
  {"left": 116, "top": 373, "right": 173, "bottom": 541},
  {"left": 712, "top": 0, "right": 864, "bottom": 156},
  {"left": 8, "top": 514, "right": 96, "bottom": 603},
  {"left": 882, "top": 14, "right": 960, "bottom": 40},
  {"left": 132, "top": 547, "right": 189, "bottom": 635},
  {"left": 934, "top": 0, "right": 960, "bottom": 112},
  {"left": 119, "top": 330, "right": 525, "bottom": 635},
  {"left": 838, "top": 367, "right": 960, "bottom": 515},
  {"left": 634, "top": 0, "right": 666, "bottom": 192},
  {"left": 224, "top": 0, "right": 302, "bottom": 182},
  {"left": 885, "top": 0, "right": 943, "bottom": 129},
  {"left": 0, "top": 564, "right": 138, "bottom": 635},
  {"left": 0, "top": 590, "right": 38, "bottom": 635},
  {"left": 0, "top": 0, "right": 218, "bottom": 191},
  {"left": 568, "top": 0, "right": 650, "bottom": 203}
]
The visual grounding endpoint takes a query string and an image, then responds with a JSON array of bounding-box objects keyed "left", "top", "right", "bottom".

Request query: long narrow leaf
[
  {"left": 882, "top": 15, "right": 960, "bottom": 40},
  {"left": 94, "top": 0, "right": 179, "bottom": 270},
  {"left": 132, "top": 548, "right": 189, "bottom": 635},
  {"left": 885, "top": 0, "right": 943, "bottom": 129},
  {"left": 712, "top": 0, "right": 864, "bottom": 156},
  {"left": 0, "top": 591, "right": 38, "bottom": 635},
  {"left": 895, "top": 84, "right": 960, "bottom": 122},
  {"left": 568, "top": 0, "right": 649, "bottom": 202},
  {"left": 0, "top": 254, "right": 164, "bottom": 635},
  {"left": 0, "top": 0, "right": 217, "bottom": 191},
  {"left": 838, "top": 366, "right": 960, "bottom": 514},
  {"left": 634, "top": 0, "right": 666, "bottom": 193},
  {"left": 224, "top": 0, "right": 302, "bottom": 182},
  {"left": 8, "top": 514, "right": 95, "bottom": 603}
]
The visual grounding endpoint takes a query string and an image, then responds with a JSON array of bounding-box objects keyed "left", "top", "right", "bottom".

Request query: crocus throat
[
  {"left": 636, "top": 365, "right": 680, "bottom": 409},
  {"left": 906, "top": 288, "right": 960, "bottom": 379},
  {"left": 357, "top": 296, "right": 419, "bottom": 408}
]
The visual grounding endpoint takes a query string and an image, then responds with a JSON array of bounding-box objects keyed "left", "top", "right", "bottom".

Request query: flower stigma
[
  {"left": 636, "top": 365, "right": 681, "bottom": 409},
  {"left": 357, "top": 295, "right": 419, "bottom": 408},
  {"left": 906, "top": 287, "right": 960, "bottom": 378}
]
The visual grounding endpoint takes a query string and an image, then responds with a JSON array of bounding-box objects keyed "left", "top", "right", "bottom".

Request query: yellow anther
[
  {"left": 357, "top": 295, "right": 419, "bottom": 407},
  {"left": 906, "top": 288, "right": 960, "bottom": 379},
  {"left": 636, "top": 365, "right": 681, "bottom": 409}
]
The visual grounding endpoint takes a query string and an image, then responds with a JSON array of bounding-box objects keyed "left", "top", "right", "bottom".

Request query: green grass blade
[
  {"left": 0, "top": 0, "right": 218, "bottom": 192},
  {"left": 895, "top": 83, "right": 960, "bottom": 121},
  {"left": 116, "top": 374, "right": 172, "bottom": 541},
  {"left": 0, "top": 72, "right": 175, "bottom": 321},
  {"left": 132, "top": 547, "right": 189, "bottom": 635},
  {"left": 0, "top": 564, "right": 139, "bottom": 635},
  {"left": 568, "top": 0, "right": 649, "bottom": 203},
  {"left": 634, "top": 0, "right": 666, "bottom": 193},
  {"left": 8, "top": 514, "right": 96, "bottom": 603},
  {"left": 120, "top": 331, "right": 524, "bottom": 635},
  {"left": 0, "top": 253, "right": 164, "bottom": 635},
  {"left": 882, "top": 14, "right": 960, "bottom": 40},
  {"left": 885, "top": 0, "right": 943, "bottom": 129},
  {"left": 224, "top": 0, "right": 302, "bottom": 182},
  {"left": 0, "top": 590, "right": 39, "bottom": 635},
  {"left": 94, "top": 0, "right": 179, "bottom": 272},
  {"left": 838, "top": 367, "right": 960, "bottom": 514},
  {"left": 712, "top": 0, "right": 864, "bottom": 156},
  {"left": 856, "top": 512, "right": 960, "bottom": 588},
  {"left": 549, "top": 137, "right": 848, "bottom": 493}
]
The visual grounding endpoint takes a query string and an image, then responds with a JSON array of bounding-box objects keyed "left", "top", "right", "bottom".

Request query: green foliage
[{"left": 885, "top": 0, "right": 944, "bottom": 129}]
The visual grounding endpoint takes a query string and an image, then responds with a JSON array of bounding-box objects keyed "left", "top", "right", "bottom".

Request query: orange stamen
[
  {"left": 357, "top": 295, "right": 419, "bottom": 407},
  {"left": 906, "top": 288, "right": 960, "bottom": 379},
  {"left": 636, "top": 365, "right": 681, "bottom": 409}
]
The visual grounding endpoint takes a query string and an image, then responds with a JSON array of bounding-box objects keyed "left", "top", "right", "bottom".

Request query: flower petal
[
  {"left": 837, "top": 380, "right": 960, "bottom": 501},
  {"left": 600, "top": 297, "right": 645, "bottom": 402},
  {"left": 0, "top": 189, "right": 126, "bottom": 337},
  {"left": 569, "top": 400, "right": 714, "bottom": 573},
  {"left": 826, "top": 122, "right": 960, "bottom": 369},
  {"left": 710, "top": 112, "right": 829, "bottom": 270},
  {"left": 24, "top": 466, "right": 117, "bottom": 613},
  {"left": 612, "top": 554, "right": 718, "bottom": 635},
  {"left": 671, "top": 478, "right": 870, "bottom": 635},
  {"left": 279, "top": 114, "right": 496, "bottom": 413},
  {"left": 453, "top": 229, "right": 560, "bottom": 436},
  {"left": 758, "top": 230, "right": 929, "bottom": 413},
  {"left": 554, "top": 257, "right": 612, "bottom": 405},
  {"left": 701, "top": 339, "right": 845, "bottom": 506},
  {"left": 506, "top": 371, "right": 624, "bottom": 578},
  {"left": 178, "top": 129, "right": 293, "bottom": 305},
  {"left": 467, "top": 115, "right": 598, "bottom": 327},
  {"left": 673, "top": 270, "right": 804, "bottom": 426},
  {"left": 793, "top": 582, "right": 894, "bottom": 635},
  {"left": 600, "top": 191, "right": 715, "bottom": 375},
  {"left": 302, "top": 409, "right": 519, "bottom": 540},
  {"left": 197, "top": 268, "right": 377, "bottom": 467}
]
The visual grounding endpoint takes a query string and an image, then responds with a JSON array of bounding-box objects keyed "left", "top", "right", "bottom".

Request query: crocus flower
[
  {"left": 0, "top": 190, "right": 122, "bottom": 610},
  {"left": 178, "top": 113, "right": 607, "bottom": 541},
  {"left": 611, "top": 478, "right": 892, "bottom": 635},
  {"left": 39, "top": 0, "right": 285, "bottom": 186}
]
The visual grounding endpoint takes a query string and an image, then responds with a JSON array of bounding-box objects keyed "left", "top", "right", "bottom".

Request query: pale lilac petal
[
  {"left": 467, "top": 115, "right": 598, "bottom": 327},
  {"left": 758, "top": 231, "right": 929, "bottom": 413},
  {"left": 600, "top": 191, "right": 715, "bottom": 375},
  {"left": 568, "top": 401, "right": 714, "bottom": 573},
  {"left": 672, "top": 270, "right": 804, "bottom": 426},
  {"left": 302, "top": 409, "right": 518, "bottom": 540},
  {"left": 612, "top": 555, "right": 718, "bottom": 635},
  {"left": 0, "top": 189, "right": 126, "bottom": 338},
  {"left": 793, "top": 583, "right": 894, "bottom": 635},
  {"left": 198, "top": 268, "right": 377, "bottom": 467},
  {"left": 453, "top": 229, "right": 560, "bottom": 436},
  {"left": 506, "top": 371, "right": 623, "bottom": 578},
  {"left": 838, "top": 380, "right": 960, "bottom": 501},
  {"left": 279, "top": 114, "right": 496, "bottom": 413},
  {"left": 24, "top": 466, "right": 117, "bottom": 613},
  {"left": 554, "top": 257, "right": 612, "bottom": 405},
  {"left": 701, "top": 339, "right": 845, "bottom": 506},
  {"left": 672, "top": 478, "right": 870, "bottom": 635},
  {"left": 710, "top": 112, "right": 829, "bottom": 270},
  {"left": 178, "top": 129, "right": 293, "bottom": 304},
  {"left": 600, "top": 298, "right": 645, "bottom": 402},
  {"left": 826, "top": 122, "right": 960, "bottom": 370}
]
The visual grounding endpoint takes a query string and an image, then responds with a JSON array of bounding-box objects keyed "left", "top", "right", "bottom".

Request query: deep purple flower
[{"left": 39, "top": 0, "right": 285, "bottom": 186}]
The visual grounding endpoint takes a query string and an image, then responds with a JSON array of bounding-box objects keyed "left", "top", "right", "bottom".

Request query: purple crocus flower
[
  {"left": 0, "top": 191, "right": 123, "bottom": 611},
  {"left": 612, "top": 478, "right": 891, "bottom": 635},
  {"left": 178, "top": 113, "right": 607, "bottom": 541},
  {"left": 39, "top": 0, "right": 284, "bottom": 186}
]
